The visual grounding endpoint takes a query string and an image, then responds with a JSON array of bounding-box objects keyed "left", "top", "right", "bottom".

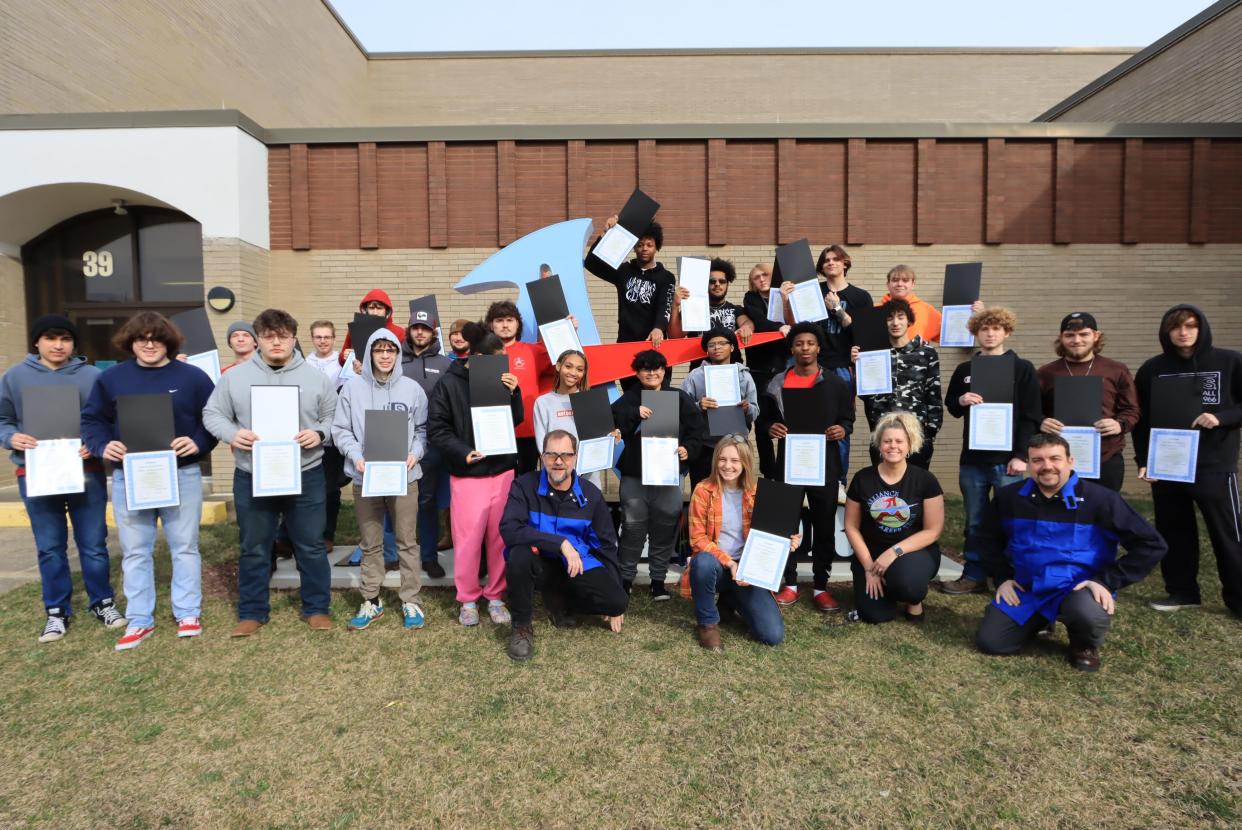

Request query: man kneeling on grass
[
  {"left": 499, "top": 430, "right": 629, "bottom": 661},
  {"left": 974, "top": 433, "right": 1167, "bottom": 672}
]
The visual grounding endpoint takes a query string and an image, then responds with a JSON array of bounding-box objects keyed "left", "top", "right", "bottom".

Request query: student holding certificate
[
  {"left": 82, "top": 312, "right": 218, "bottom": 650},
  {"left": 532, "top": 350, "right": 616, "bottom": 489},
  {"left": 611, "top": 350, "right": 704, "bottom": 600},
  {"left": 0, "top": 315, "right": 126, "bottom": 643},
  {"left": 686, "top": 439, "right": 793, "bottom": 651},
  {"left": 332, "top": 329, "right": 429, "bottom": 632},
  {"left": 402, "top": 307, "right": 453, "bottom": 578},
  {"left": 667, "top": 258, "right": 755, "bottom": 345},
  {"left": 584, "top": 217, "right": 675, "bottom": 351},
  {"left": 426, "top": 323, "right": 523, "bottom": 627},
  {"left": 486, "top": 300, "right": 555, "bottom": 474},
  {"left": 941, "top": 307, "right": 1042, "bottom": 597},
  {"left": 741, "top": 263, "right": 791, "bottom": 479},
  {"left": 1133, "top": 305, "right": 1242, "bottom": 616},
  {"left": 756, "top": 323, "right": 854, "bottom": 611},
  {"left": 843, "top": 413, "right": 945, "bottom": 624},
  {"left": 873, "top": 264, "right": 984, "bottom": 344},
  {"left": 850, "top": 298, "right": 942, "bottom": 468},
  {"left": 679, "top": 327, "right": 760, "bottom": 489},
  {"left": 203, "top": 309, "right": 338, "bottom": 638}
]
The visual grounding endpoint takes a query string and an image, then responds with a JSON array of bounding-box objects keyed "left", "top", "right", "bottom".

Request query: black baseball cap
[{"left": 1060, "top": 312, "right": 1098, "bottom": 332}]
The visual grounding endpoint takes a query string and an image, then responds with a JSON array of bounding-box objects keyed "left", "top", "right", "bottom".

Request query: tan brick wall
[
  {"left": 0, "top": 253, "right": 26, "bottom": 488},
  {"left": 259, "top": 244, "right": 1242, "bottom": 497},
  {"left": 1052, "top": 4, "right": 1242, "bottom": 122}
]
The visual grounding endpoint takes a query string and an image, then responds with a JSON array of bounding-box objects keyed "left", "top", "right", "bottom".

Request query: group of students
[{"left": 2, "top": 224, "right": 1240, "bottom": 672}]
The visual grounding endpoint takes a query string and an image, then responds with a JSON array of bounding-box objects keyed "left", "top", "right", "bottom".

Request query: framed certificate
[
  {"left": 25, "top": 439, "right": 85, "bottom": 497},
  {"left": 783, "top": 433, "right": 826, "bottom": 487},
  {"left": 703, "top": 364, "right": 742, "bottom": 407},
  {"left": 252, "top": 440, "right": 302, "bottom": 497},
  {"left": 471, "top": 405, "right": 518, "bottom": 456},
  {"left": 939, "top": 305, "right": 975, "bottom": 348},
  {"left": 789, "top": 281, "right": 829, "bottom": 324},
  {"left": 186, "top": 350, "right": 221, "bottom": 385},
  {"left": 855, "top": 349, "right": 893, "bottom": 396},
  {"left": 1146, "top": 428, "right": 1199, "bottom": 484},
  {"left": 593, "top": 224, "right": 639, "bottom": 270},
  {"left": 576, "top": 435, "right": 615, "bottom": 476},
  {"left": 766, "top": 290, "right": 784, "bottom": 323},
  {"left": 736, "top": 528, "right": 794, "bottom": 592},
  {"left": 361, "top": 460, "right": 408, "bottom": 497},
  {"left": 1060, "top": 426, "right": 1101, "bottom": 479},
  {"left": 539, "top": 318, "right": 583, "bottom": 364},
  {"left": 641, "top": 437, "right": 680, "bottom": 486},
  {"left": 123, "top": 450, "right": 180, "bottom": 510},
  {"left": 968, "top": 403, "right": 1013, "bottom": 452}
]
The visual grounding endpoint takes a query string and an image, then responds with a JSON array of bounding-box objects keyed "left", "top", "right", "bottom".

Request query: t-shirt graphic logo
[
  {"left": 869, "top": 491, "right": 915, "bottom": 532},
  {"left": 513, "top": 356, "right": 527, "bottom": 370},
  {"left": 625, "top": 276, "right": 656, "bottom": 306}
]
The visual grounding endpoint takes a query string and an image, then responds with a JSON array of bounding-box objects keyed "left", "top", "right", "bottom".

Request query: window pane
[
  {"left": 60, "top": 213, "right": 135, "bottom": 303},
  {"left": 138, "top": 215, "right": 204, "bottom": 303}
]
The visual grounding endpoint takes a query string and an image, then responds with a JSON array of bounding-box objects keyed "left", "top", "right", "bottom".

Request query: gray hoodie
[
  {"left": 202, "top": 347, "right": 337, "bottom": 473},
  {"left": 0, "top": 354, "right": 100, "bottom": 469},
  {"left": 332, "top": 328, "right": 428, "bottom": 485}
]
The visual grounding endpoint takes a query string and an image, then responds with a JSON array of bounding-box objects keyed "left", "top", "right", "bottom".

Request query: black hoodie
[
  {"left": 426, "top": 359, "right": 525, "bottom": 478},
  {"left": 584, "top": 245, "right": 676, "bottom": 343},
  {"left": 1133, "top": 305, "right": 1242, "bottom": 474}
]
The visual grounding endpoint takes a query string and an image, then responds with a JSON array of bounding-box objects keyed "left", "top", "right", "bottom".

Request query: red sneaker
[
  {"left": 812, "top": 591, "right": 840, "bottom": 612},
  {"left": 115, "top": 626, "right": 155, "bottom": 651},
  {"left": 177, "top": 617, "right": 202, "bottom": 638},
  {"left": 773, "top": 586, "right": 799, "bottom": 607}
]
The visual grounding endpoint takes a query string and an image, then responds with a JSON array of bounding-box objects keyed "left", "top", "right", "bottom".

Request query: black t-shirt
[
  {"left": 846, "top": 464, "right": 943, "bottom": 556},
  {"left": 818, "top": 282, "right": 873, "bottom": 369}
]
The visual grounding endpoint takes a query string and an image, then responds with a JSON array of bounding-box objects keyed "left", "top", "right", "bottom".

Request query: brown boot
[
  {"left": 437, "top": 509, "right": 453, "bottom": 551},
  {"left": 230, "top": 619, "right": 264, "bottom": 638},
  {"left": 304, "top": 614, "right": 333, "bottom": 631},
  {"left": 1068, "top": 640, "right": 1101, "bottom": 672},
  {"left": 696, "top": 623, "right": 723, "bottom": 652}
]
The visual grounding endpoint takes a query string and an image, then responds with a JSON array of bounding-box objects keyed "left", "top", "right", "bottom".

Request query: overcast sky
[{"left": 329, "top": 0, "right": 1219, "bottom": 52}]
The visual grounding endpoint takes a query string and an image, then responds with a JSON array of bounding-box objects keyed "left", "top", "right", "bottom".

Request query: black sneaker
[
  {"left": 422, "top": 560, "right": 446, "bottom": 579},
  {"left": 508, "top": 624, "right": 534, "bottom": 662},
  {"left": 650, "top": 582, "right": 671, "bottom": 602},
  {"left": 1149, "top": 595, "right": 1201, "bottom": 612},
  {"left": 543, "top": 590, "right": 579, "bottom": 629},
  {"left": 90, "top": 599, "right": 128, "bottom": 630},
  {"left": 38, "top": 614, "right": 68, "bottom": 643}
]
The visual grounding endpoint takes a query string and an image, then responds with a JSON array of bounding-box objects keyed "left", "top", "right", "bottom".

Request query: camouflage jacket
[{"left": 862, "top": 336, "right": 943, "bottom": 439}]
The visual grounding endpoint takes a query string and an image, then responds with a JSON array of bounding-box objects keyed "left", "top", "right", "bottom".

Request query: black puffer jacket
[{"left": 426, "top": 359, "right": 524, "bottom": 478}]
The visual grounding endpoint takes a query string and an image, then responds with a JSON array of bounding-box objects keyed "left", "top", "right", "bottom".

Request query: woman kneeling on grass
[
  {"left": 686, "top": 437, "right": 798, "bottom": 651},
  {"left": 843, "top": 411, "right": 945, "bottom": 624}
]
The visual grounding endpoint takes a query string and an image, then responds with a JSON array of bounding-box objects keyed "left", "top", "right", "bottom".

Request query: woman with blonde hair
[
  {"left": 843, "top": 412, "right": 945, "bottom": 624},
  {"left": 685, "top": 436, "right": 799, "bottom": 651}
]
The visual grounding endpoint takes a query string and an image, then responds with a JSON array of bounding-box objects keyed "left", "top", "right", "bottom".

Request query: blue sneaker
[
  {"left": 348, "top": 599, "right": 384, "bottom": 630},
  {"left": 402, "top": 602, "right": 426, "bottom": 630}
]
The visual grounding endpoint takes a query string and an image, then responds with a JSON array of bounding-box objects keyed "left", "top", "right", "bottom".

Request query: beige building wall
[
  {"left": 261, "top": 244, "right": 1242, "bottom": 498},
  {"left": 1049, "top": 3, "right": 1242, "bottom": 122},
  {"left": 0, "top": 254, "right": 27, "bottom": 487}
]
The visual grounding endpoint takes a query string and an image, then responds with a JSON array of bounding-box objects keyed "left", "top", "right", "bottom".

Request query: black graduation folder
[
  {"left": 117, "top": 394, "right": 175, "bottom": 453},
  {"left": 468, "top": 354, "right": 511, "bottom": 407},
  {"left": 970, "top": 355, "right": 1014, "bottom": 403},
  {"left": 22, "top": 385, "right": 81, "bottom": 439},
  {"left": 570, "top": 387, "right": 615, "bottom": 440},
  {"left": 640, "top": 390, "right": 680, "bottom": 438},
  {"left": 772, "top": 239, "right": 816, "bottom": 285},
  {"left": 617, "top": 189, "right": 660, "bottom": 234},
  {"left": 364, "top": 410, "right": 408, "bottom": 462},
  {"left": 752, "top": 479, "right": 804, "bottom": 537},
  {"left": 526, "top": 275, "right": 570, "bottom": 326},
  {"left": 943, "top": 263, "right": 983, "bottom": 306},
  {"left": 1054, "top": 376, "right": 1103, "bottom": 426}
]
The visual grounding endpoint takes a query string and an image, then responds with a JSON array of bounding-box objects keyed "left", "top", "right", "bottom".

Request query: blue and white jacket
[
  {"left": 499, "top": 468, "right": 622, "bottom": 583},
  {"left": 977, "top": 473, "right": 1167, "bottom": 624}
]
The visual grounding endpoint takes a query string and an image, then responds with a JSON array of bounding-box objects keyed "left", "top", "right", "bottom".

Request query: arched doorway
[{"left": 22, "top": 206, "right": 205, "bottom": 363}]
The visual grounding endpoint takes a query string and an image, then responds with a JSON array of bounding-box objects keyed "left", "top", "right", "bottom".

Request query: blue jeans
[
  {"left": 111, "top": 464, "right": 204, "bottom": 628},
  {"left": 19, "top": 469, "right": 113, "bottom": 616},
  {"left": 959, "top": 463, "right": 1023, "bottom": 581},
  {"left": 830, "top": 366, "right": 853, "bottom": 485},
  {"left": 233, "top": 466, "right": 331, "bottom": 622},
  {"left": 689, "top": 553, "right": 784, "bottom": 645},
  {"left": 417, "top": 445, "right": 451, "bottom": 563}
]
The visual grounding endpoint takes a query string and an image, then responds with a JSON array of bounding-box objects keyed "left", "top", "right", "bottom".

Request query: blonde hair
[
  {"left": 886, "top": 264, "right": 917, "bottom": 282},
  {"left": 871, "top": 411, "right": 925, "bottom": 456},
  {"left": 749, "top": 263, "right": 773, "bottom": 290},
  {"left": 967, "top": 306, "right": 1017, "bottom": 335},
  {"left": 708, "top": 436, "right": 757, "bottom": 494}
]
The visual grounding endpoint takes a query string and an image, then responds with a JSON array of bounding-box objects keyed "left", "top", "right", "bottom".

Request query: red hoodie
[{"left": 338, "top": 288, "right": 407, "bottom": 366}]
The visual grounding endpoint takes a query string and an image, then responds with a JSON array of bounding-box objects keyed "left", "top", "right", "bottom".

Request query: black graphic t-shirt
[
  {"left": 817, "top": 282, "right": 874, "bottom": 369},
  {"left": 684, "top": 300, "right": 745, "bottom": 334},
  {"left": 846, "top": 464, "right": 944, "bottom": 556}
]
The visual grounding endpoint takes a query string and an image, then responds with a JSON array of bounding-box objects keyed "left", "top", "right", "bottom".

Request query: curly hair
[
  {"left": 709, "top": 258, "right": 737, "bottom": 283},
  {"left": 967, "top": 306, "right": 1017, "bottom": 335},
  {"left": 870, "top": 411, "right": 925, "bottom": 456},
  {"left": 112, "top": 311, "right": 183, "bottom": 355},
  {"left": 785, "top": 321, "right": 824, "bottom": 352},
  {"left": 485, "top": 300, "right": 523, "bottom": 339},
  {"left": 880, "top": 298, "right": 916, "bottom": 325}
]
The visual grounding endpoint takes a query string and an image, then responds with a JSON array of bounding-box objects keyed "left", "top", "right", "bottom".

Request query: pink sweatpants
[{"left": 449, "top": 471, "right": 513, "bottom": 603}]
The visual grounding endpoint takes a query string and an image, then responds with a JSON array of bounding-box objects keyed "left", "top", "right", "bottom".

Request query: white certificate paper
[
  {"left": 679, "top": 257, "right": 711, "bottom": 331},
  {"left": 790, "top": 281, "right": 830, "bottom": 323},
  {"left": 186, "top": 350, "right": 221, "bottom": 385},
  {"left": 472, "top": 405, "right": 518, "bottom": 456},
  {"left": 704, "top": 364, "right": 742, "bottom": 406},
  {"left": 737, "top": 528, "right": 793, "bottom": 592},
  {"left": 25, "top": 439, "right": 85, "bottom": 497},
  {"left": 361, "top": 461, "right": 408, "bottom": 497},
  {"left": 784, "top": 433, "right": 826, "bottom": 487},
  {"left": 251, "top": 386, "right": 300, "bottom": 441},
  {"left": 593, "top": 224, "right": 639, "bottom": 270},
  {"left": 576, "top": 435, "right": 614, "bottom": 475},
  {"left": 766, "top": 290, "right": 784, "bottom": 323},
  {"left": 939, "top": 305, "right": 975, "bottom": 347},
  {"left": 539, "top": 318, "right": 583, "bottom": 364},
  {"left": 1060, "top": 426, "right": 1101, "bottom": 479},
  {"left": 1146, "top": 428, "right": 1199, "bottom": 483},
  {"left": 968, "top": 403, "right": 1013, "bottom": 452},
  {"left": 123, "top": 450, "right": 180, "bottom": 510},
  {"left": 252, "top": 440, "right": 302, "bottom": 497},
  {"left": 641, "top": 437, "right": 681, "bottom": 486},
  {"left": 856, "top": 349, "right": 893, "bottom": 396}
]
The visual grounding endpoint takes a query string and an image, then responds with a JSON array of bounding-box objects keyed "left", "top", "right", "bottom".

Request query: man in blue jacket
[
  {"left": 500, "top": 430, "right": 629, "bottom": 661},
  {"left": 974, "top": 433, "right": 1167, "bottom": 671}
]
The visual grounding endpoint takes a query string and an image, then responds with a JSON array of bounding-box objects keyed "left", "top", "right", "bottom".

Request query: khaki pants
[{"left": 353, "top": 482, "right": 422, "bottom": 603}]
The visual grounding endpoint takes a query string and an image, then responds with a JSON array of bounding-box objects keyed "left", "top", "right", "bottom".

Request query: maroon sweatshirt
[{"left": 1037, "top": 354, "right": 1140, "bottom": 462}]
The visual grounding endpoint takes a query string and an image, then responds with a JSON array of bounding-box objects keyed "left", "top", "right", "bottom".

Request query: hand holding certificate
[
  {"left": 593, "top": 189, "right": 659, "bottom": 269},
  {"left": 1146, "top": 428, "right": 1199, "bottom": 483},
  {"left": 123, "top": 450, "right": 180, "bottom": 510},
  {"left": 703, "top": 364, "right": 742, "bottom": 407},
  {"left": 641, "top": 437, "right": 680, "bottom": 486},
  {"left": 736, "top": 479, "right": 804, "bottom": 591},
  {"left": 941, "top": 262, "right": 982, "bottom": 347},
  {"left": 362, "top": 461, "right": 408, "bottom": 497},
  {"left": 252, "top": 440, "right": 302, "bottom": 496},
  {"left": 968, "top": 403, "right": 1014, "bottom": 452},
  {"left": 1060, "top": 426, "right": 1101, "bottom": 479},
  {"left": 472, "top": 406, "right": 518, "bottom": 456},
  {"left": 856, "top": 349, "right": 893, "bottom": 396},
  {"left": 789, "top": 281, "right": 829, "bottom": 323},
  {"left": 939, "top": 306, "right": 974, "bottom": 347},
  {"left": 539, "top": 318, "right": 583, "bottom": 364},
  {"left": 678, "top": 257, "right": 711, "bottom": 332},
  {"left": 25, "top": 439, "right": 85, "bottom": 497},
  {"left": 783, "top": 434, "right": 826, "bottom": 487},
  {"left": 576, "top": 435, "right": 614, "bottom": 475}
]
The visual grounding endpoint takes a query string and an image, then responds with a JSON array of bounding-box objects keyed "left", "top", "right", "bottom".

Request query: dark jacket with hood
[
  {"left": 611, "top": 385, "right": 704, "bottom": 480},
  {"left": 1134, "top": 304, "right": 1242, "bottom": 474},
  {"left": 338, "top": 288, "right": 407, "bottom": 366},
  {"left": 0, "top": 354, "right": 101, "bottom": 470},
  {"left": 756, "top": 367, "right": 855, "bottom": 485},
  {"left": 945, "top": 349, "right": 1043, "bottom": 465},
  {"left": 426, "top": 357, "right": 525, "bottom": 479},
  {"left": 583, "top": 246, "right": 676, "bottom": 343},
  {"left": 401, "top": 331, "right": 452, "bottom": 399}
]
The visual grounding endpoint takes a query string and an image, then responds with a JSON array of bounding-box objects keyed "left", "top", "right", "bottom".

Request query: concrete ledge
[{"left": 0, "top": 498, "right": 231, "bottom": 528}]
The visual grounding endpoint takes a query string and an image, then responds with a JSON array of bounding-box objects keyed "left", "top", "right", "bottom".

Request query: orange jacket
[
  {"left": 876, "top": 293, "right": 941, "bottom": 344},
  {"left": 688, "top": 480, "right": 756, "bottom": 568}
]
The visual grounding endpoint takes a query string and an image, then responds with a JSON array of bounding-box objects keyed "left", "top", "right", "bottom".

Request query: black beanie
[{"left": 30, "top": 314, "right": 78, "bottom": 348}]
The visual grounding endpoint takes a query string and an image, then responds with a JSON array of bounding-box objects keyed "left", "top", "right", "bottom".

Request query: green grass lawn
[{"left": 0, "top": 498, "right": 1239, "bottom": 829}]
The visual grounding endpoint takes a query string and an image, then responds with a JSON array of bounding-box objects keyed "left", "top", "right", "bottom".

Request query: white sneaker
[
  {"left": 487, "top": 600, "right": 511, "bottom": 625},
  {"left": 38, "top": 615, "right": 67, "bottom": 643},
  {"left": 837, "top": 482, "right": 848, "bottom": 505}
]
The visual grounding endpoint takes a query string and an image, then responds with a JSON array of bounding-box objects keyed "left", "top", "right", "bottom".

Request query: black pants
[
  {"left": 1152, "top": 472, "right": 1242, "bottom": 613},
  {"left": 516, "top": 437, "right": 540, "bottom": 476},
  {"left": 781, "top": 483, "right": 837, "bottom": 591},
  {"left": 850, "top": 546, "right": 940, "bottom": 623},
  {"left": 1092, "top": 452, "right": 1125, "bottom": 492},
  {"left": 506, "top": 545, "right": 630, "bottom": 626},
  {"left": 868, "top": 440, "right": 935, "bottom": 470},
  {"left": 975, "top": 589, "right": 1112, "bottom": 654},
  {"left": 750, "top": 371, "right": 779, "bottom": 480}
]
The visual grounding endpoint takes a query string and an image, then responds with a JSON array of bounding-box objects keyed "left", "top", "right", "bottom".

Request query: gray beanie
[{"left": 227, "top": 321, "right": 257, "bottom": 341}]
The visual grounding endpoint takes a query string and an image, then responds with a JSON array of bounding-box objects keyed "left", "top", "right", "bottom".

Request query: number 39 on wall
[{"left": 82, "top": 250, "right": 113, "bottom": 278}]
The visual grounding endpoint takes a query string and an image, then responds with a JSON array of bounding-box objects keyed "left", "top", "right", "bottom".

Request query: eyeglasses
[
  {"left": 372, "top": 347, "right": 398, "bottom": 355},
  {"left": 259, "top": 333, "right": 294, "bottom": 343},
  {"left": 134, "top": 336, "right": 162, "bottom": 346},
  {"left": 542, "top": 451, "right": 577, "bottom": 463},
  {"left": 312, "top": 335, "right": 334, "bottom": 341},
  {"left": 706, "top": 340, "right": 732, "bottom": 349},
  {"left": 708, "top": 278, "right": 728, "bottom": 286}
]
